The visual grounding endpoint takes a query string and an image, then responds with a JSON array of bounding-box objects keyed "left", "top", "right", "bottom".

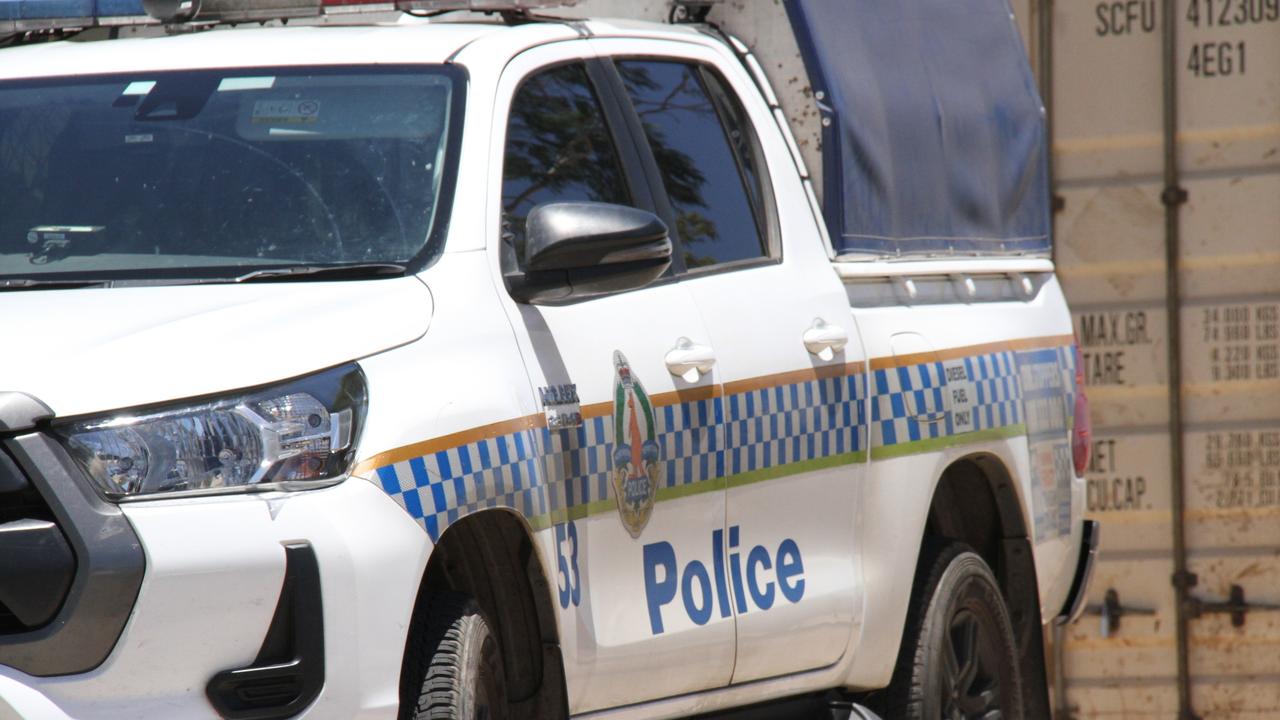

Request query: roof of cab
[
  {"left": 0, "top": 20, "right": 537, "bottom": 80},
  {"left": 0, "top": 14, "right": 719, "bottom": 81}
]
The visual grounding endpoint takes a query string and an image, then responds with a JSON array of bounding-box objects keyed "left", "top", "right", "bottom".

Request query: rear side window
[
  {"left": 501, "top": 63, "right": 631, "bottom": 265},
  {"left": 616, "top": 60, "right": 767, "bottom": 270}
]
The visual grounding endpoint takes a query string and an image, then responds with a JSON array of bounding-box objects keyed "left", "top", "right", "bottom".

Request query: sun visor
[{"left": 783, "top": 0, "right": 1051, "bottom": 259}]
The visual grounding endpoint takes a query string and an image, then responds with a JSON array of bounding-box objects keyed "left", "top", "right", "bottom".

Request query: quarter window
[
  {"left": 501, "top": 63, "right": 631, "bottom": 266},
  {"left": 616, "top": 60, "right": 767, "bottom": 270}
]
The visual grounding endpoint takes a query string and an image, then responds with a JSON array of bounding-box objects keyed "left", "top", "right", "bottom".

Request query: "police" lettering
[{"left": 641, "top": 526, "right": 805, "bottom": 635}]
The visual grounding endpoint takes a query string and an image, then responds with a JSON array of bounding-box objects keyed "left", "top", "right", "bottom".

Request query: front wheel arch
[{"left": 399, "top": 510, "right": 567, "bottom": 718}]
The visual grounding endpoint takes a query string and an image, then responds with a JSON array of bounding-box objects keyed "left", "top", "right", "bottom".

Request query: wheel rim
[{"left": 941, "top": 608, "right": 1005, "bottom": 720}]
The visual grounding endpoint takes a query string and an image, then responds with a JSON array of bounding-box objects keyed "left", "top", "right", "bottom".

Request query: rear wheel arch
[
  {"left": 917, "top": 453, "right": 1052, "bottom": 717},
  {"left": 924, "top": 454, "right": 1027, "bottom": 563},
  {"left": 400, "top": 509, "right": 566, "bottom": 718}
]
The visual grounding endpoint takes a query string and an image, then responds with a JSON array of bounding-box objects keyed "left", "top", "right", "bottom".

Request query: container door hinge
[
  {"left": 1161, "top": 185, "right": 1189, "bottom": 206},
  {"left": 1185, "top": 584, "right": 1280, "bottom": 628},
  {"left": 1172, "top": 569, "right": 1198, "bottom": 590},
  {"left": 1084, "top": 588, "right": 1156, "bottom": 638}
]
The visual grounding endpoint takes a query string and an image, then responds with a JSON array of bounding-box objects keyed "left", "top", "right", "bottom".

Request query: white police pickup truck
[{"left": 0, "top": 1, "right": 1098, "bottom": 718}]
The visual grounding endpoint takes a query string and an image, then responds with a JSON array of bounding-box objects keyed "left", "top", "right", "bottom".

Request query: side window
[
  {"left": 616, "top": 60, "right": 768, "bottom": 270},
  {"left": 501, "top": 63, "right": 631, "bottom": 266}
]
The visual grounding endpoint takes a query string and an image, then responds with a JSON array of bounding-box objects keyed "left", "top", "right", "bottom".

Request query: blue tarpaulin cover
[
  {"left": 0, "top": 1, "right": 145, "bottom": 21},
  {"left": 783, "top": 0, "right": 1051, "bottom": 258}
]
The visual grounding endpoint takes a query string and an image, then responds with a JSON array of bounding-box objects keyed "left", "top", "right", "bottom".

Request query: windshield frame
[{"left": 0, "top": 62, "right": 468, "bottom": 286}]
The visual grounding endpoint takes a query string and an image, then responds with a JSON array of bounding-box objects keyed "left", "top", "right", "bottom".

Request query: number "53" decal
[{"left": 555, "top": 521, "right": 581, "bottom": 609}]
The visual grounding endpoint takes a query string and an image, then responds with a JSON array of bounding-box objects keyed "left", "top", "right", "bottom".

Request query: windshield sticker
[
  {"left": 218, "top": 76, "right": 276, "bottom": 93},
  {"left": 121, "top": 80, "right": 156, "bottom": 97},
  {"left": 251, "top": 99, "right": 321, "bottom": 125},
  {"left": 612, "top": 351, "right": 661, "bottom": 538}
]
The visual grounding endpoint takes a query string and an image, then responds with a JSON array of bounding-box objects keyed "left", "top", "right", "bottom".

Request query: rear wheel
[
  {"left": 874, "top": 542, "right": 1024, "bottom": 720},
  {"left": 400, "top": 591, "right": 508, "bottom": 720}
]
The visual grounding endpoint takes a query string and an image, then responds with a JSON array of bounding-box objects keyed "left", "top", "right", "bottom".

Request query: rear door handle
[
  {"left": 803, "top": 318, "right": 849, "bottom": 357},
  {"left": 665, "top": 337, "right": 716, "bottom": 381}
]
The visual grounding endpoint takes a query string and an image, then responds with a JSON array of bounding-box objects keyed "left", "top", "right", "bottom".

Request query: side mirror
[{"left": 507, "top": 202, "right": 672, "bottom": 304}]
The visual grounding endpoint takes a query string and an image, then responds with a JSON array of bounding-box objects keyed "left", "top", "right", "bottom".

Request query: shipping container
[{"left": 1042, "top": 0, "right": 1280, "bottom": 717}]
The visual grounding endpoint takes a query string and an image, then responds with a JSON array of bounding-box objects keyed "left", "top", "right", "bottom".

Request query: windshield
[{"left": 0, "top": 65, "right": 463, "bottom": 283}]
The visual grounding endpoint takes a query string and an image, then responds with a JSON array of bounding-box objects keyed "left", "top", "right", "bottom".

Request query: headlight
[{"left": 55, "top": 365, "right": 367, "bottom": 501}]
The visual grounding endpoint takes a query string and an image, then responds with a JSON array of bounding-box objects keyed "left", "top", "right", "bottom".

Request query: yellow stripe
[
  {"left": 868, "top": 334, "right": 1074, "bottom": 371},
  {"left": 354, "top": 335, "right": 1065, "bottom": 474},
  {"left": 356, "top": 363, "right": 864, "bottom": 473},
  {"left": 354, "top": 414, "right": 543, "bottom": 475},
  {"left": 722, "top": 361, "right": 864, "bottom": 396}
]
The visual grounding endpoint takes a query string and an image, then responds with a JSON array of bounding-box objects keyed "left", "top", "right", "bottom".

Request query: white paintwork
[
  {"left": 833, "top": 257, "right": 1057, "bottom": 278},
  {"left": 0, "top": 676, "right": 73, "bottom": 720},
  {"left": 0, "top": 11, "right": 1085, "bottom": 720},
  {"left": 0, "top": 278, "right": 431, "bottom": 418},
  {"left": 0, "top": 480, "right": 427, "bottom": 719},
  {"left": 0, "top": 23, "right": 496, "bottom": 79}
]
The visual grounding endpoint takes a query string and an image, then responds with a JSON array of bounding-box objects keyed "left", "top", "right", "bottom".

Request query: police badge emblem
[{"left": 611, "top": 351, "right": 662, "bottom": 538}]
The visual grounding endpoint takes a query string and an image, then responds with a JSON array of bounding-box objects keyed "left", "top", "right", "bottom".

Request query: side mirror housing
[{"left": 507, "top": 202, "right": 672, "bottom": 304}]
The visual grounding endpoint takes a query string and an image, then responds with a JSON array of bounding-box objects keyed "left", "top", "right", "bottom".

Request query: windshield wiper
[
  {"left": 0, "top": 278, "right": 109, "bottom": 291},
  {"left": 0, "top": 264, "right": 407, "bottom": 291},
  {"left": 234, "top": 263, "right": 407, "bottom": 283}
]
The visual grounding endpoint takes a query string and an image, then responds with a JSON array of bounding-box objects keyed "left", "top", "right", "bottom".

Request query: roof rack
[{"left": 0, "top": 0, "right": 576, "bottom": 34}]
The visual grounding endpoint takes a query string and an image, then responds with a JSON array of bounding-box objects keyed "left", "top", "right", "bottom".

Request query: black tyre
[
  {"left": 401, "top": 591, "right": 508, "bottom": 720},
  {"left": 874, "top": 542, "right": 1024, "bottom": 720}
]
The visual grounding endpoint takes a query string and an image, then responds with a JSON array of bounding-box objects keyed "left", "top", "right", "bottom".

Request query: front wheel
[
  {"left": 400, "top": 591, "right": 508, "bottom": 720},
  {"left": 875, "top": 542, "right": 1024, "bottom": 720}
]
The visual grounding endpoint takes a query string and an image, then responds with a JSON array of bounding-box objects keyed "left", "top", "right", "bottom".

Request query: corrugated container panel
[{"left": 1048, "top": 0, "right": 1280, "bottom": 717}]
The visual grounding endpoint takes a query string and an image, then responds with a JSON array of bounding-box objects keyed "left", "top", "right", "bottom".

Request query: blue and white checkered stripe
[
  {"left": 1057, "top": 344, "right": 1078, "bottom": 420},
  {"left": 372, "top": 373, "right": 864, "bottom": 541},
  {"left": 870, "top": 361, "right": 946, "bottom": 447},
  {"left": 375, "top": 428, "right": 547, "bottom": 541},
  {"left": 656, "top": 395, "right": 723, "bottom": 490},
  {"left": 870, "top": 350, "right": 1024, "bottom": 449},
  {"left": 370, "top": 343, "right": 1066, "bottom": 539},
  {"left": 374, "top": 397, "right": 730, "bottom": 542},
  {"left": 965, "top": 351, "right": 1023, "bottom": 432},
  {"left": 541, "top": 417, "right": 612, "bottom": 516},
  {"left": 725, "top": 374, "right": 864, "bottom": 474}
]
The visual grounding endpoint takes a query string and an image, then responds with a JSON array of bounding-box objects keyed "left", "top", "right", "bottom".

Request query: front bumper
[
  {"left": 1055, "top": 519, "right": 1100, "bottom": 625},
  {"left": 0, "top": 474, "right": 429, "bottom": 719}
]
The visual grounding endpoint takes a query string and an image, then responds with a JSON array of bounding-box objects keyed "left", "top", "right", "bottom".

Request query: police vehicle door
[
  {"left": 599, "top": 44, "right": 867, "bottom": 683},
  {"left": 487, "top": 44, "right": 732, "bottom": 712}
]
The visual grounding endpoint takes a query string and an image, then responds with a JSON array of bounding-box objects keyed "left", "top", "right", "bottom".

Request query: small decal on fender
[
  {"left": 942, "top": 358, "right": 976, "bottom": 434},
  {"left": 539, "top": 383, "right": 582, "bottom": 430}
]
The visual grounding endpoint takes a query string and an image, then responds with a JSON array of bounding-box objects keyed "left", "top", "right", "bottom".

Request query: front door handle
[
  {"left": 665, "top": 337, "right": 716, "bottom": 381},
  {"left": 803, "top": 318, "right": 849, "bottom": 357}
]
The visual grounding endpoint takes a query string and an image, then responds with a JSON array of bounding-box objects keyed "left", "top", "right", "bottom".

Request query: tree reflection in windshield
[
  {"left": 618, "top": 60, "right": 765, "bottom": 269},
  {"left": 0, "top": 67, "right": 460, "bottom": 280},
  {"left": 500, "top": 62, "right": 630, "bottom": 265}
]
